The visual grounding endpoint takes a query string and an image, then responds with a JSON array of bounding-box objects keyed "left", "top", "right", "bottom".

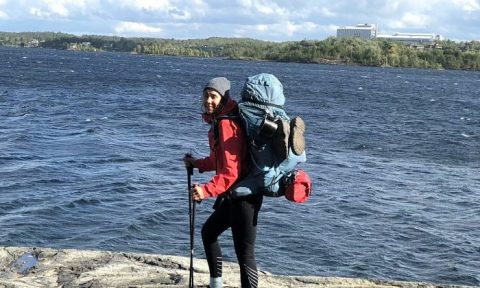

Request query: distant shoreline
[{"left": 1, "top": 32, "right": 479, "bottom": 71}]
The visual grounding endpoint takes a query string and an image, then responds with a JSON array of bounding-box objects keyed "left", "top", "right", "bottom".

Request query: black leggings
[{"left": 201, "top": 194, "right": 263, "bottom": 288}]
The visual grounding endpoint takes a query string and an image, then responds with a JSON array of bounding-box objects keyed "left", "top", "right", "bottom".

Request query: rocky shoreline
[{"left": 0, "top": 246, "right": 476, "bottom": 288}]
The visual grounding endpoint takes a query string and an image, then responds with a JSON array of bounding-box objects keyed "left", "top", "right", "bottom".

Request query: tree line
[{"left": 1, "top": 31, "right": 479, "bottom": 71}]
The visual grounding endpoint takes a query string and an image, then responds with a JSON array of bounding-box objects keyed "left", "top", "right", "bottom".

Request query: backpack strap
[
  {"left": 242, "top": 98, "right": 284, "bottom": 109},
  {"left": 212, "top": 114, "right": 240, "bottom": 141}
]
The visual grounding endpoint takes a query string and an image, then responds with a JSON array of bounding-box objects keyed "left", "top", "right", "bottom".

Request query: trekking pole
[{"left": 185, "top": 153, "right": 195, "bottom": 288}]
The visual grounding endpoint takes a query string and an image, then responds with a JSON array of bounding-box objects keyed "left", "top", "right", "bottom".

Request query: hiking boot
[
  {"left": 290, "top": 117, "right": 305, "bottom": 156},
  {"left": 273, "top": 119, "right": 290, "bottom": 162}
]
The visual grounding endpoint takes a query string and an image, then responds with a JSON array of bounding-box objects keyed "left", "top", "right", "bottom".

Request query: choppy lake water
[{"left": 1, "top": 47, "right": 479, "bottom": 286}]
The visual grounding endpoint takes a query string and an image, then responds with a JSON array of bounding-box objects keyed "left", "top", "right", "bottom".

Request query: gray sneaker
[{"left": 290, "top": 117, "right": 305, "bottom": 156}]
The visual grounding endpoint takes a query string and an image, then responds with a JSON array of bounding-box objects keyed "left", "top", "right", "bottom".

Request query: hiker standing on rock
[{"left": 183, "top": 77, "right": 263, "bottom": 288}]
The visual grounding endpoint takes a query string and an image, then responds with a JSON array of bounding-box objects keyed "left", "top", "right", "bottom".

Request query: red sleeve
[
  {"left": 201, "top": 119, "right": 247, "bottom": 198},
  {"left": 195, "top": 157, "right": 215, "bottom": 172}
]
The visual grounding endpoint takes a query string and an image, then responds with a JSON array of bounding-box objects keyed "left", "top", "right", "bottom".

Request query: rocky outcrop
[{"left": 0, "top": 247, "right": 475, "bottom": 288}]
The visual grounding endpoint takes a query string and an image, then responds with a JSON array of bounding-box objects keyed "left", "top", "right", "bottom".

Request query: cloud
[
  {"left": 0, "top": 0, "right": 479, "bottom": 41},
  {"left": 168, "top": 7, "right": 191, "bottom": 20},
  {"left": 29, "top": 7, "right": 52, "bottom": 17},
  {"left": 99, "top": 0, "right": 207, "bottom": 24},
  {"left": 453, "top": 0, "right": 480, "bottom": 12},
  {"left": 0, "top": 0, "right": 7, "bottom": 19},
  {"left": 400, "top": 12, "right": 430, "bottom": 28},
  {"left": 113, "top": 0, "right": 171, "bottom": 12},
  {"left": 27, "top": 0, "right": 93, "bottom": 18},
  {"left": 320, "top": 7, "right": 335, "bottom": 18},
  {"left": 114, "top": 21, "right": 162, "bottom": 35},
  {"left": 233, "top": 21, "right": 319, "bottom": 40},
  {"left": 254, "top": 1, "right": 287, "bottom": 16},
  {"left": 452, "top": 0, "right": 480, "bottom": 11},
  {"left": 237, "top": 0, "right": 290, "bottom": 21}
]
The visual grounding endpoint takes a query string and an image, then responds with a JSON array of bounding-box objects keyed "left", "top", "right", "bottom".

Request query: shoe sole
[
  {"left": 274, "top": 119, "right": 290, "bottom": 162},
  {"left": 290, "top": 117, "right": 305, "bottom": 156}
]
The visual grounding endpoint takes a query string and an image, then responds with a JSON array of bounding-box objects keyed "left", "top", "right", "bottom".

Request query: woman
[{"left": 183, "top": 77, "right": 263, "bottom": 288}]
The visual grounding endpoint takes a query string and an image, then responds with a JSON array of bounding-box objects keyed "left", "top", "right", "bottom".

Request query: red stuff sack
[{"left": 285, "top": 170, "right": 312, "bottom": 203}]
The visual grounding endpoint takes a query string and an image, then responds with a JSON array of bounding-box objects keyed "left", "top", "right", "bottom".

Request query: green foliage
[{"left": 1, "top": 32, "right": 479, "bottom": 71}]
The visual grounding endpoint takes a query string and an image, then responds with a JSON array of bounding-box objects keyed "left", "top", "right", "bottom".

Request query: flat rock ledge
[{"left": 0, "top": 247, "right": 476, "bottom": 288}]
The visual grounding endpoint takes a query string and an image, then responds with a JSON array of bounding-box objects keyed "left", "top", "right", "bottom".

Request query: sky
[{"left": 0, "top": 0, "right": 479, "bottom": 42}]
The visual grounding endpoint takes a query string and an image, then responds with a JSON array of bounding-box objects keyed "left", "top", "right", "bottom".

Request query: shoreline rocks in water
[{"left": 0, "top": 246, "right": 476, "bottom": 288}]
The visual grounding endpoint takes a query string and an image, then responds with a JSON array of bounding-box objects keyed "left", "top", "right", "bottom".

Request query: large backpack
[{"left": 228, "top": 73, "right": 312, "bottom": 202}]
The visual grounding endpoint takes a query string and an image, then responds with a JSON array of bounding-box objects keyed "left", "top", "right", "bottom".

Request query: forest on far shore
[{"left": 1, "top": 31, "right": 480, "bottom": 71}]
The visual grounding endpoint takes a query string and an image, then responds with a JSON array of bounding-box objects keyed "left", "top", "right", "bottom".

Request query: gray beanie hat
[{"left": 204, "top": 77, "right": 230, "bottom": 98}]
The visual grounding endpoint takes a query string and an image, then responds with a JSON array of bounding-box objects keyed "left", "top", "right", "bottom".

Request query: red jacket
[{"left": 195, "top": 97, "right": 249, "bottom": 198}]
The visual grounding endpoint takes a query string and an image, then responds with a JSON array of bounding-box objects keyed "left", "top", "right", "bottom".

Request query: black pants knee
[{"left": 201, "top": 194, "right": 263, "bottom": 288}]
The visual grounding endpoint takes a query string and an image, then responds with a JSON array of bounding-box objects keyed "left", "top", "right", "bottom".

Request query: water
[{"left": 1, "top": 47, "right": 479, "bottom": 286}]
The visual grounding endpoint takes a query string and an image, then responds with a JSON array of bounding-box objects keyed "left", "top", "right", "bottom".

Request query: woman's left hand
[{"left": 191, "top": 184, "right": 205, "bottom": 201}]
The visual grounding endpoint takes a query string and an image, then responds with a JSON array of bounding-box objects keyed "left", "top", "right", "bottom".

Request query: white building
[
  {"left": 376, "top": 33, "right": 444, "bottom": 45},
  {"left": 337, "top": 24, "right": 445, "bottom": 45},
  {"left": 336, "top": 24, "right": 378, "bottom": 40}
]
